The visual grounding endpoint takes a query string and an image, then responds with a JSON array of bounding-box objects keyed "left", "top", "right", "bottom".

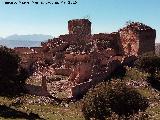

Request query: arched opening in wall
[{"left": 127, "top": 43, "right": 131, "bottom": 55}]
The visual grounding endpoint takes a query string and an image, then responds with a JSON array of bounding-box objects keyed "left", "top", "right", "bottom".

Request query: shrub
[
  {"left": 82, "top": 83, "right": 111, "bottom": 120},
  {"left": 135, "top": 53, "right": 160, "bottom": 79},
  {"left": 111, "top": 64, "right": 126, "bottom": 79},
  {"left": 82, "top": 80, "right": 148, "bottom": 120},
  {"left": 0, "top": 46, "right": 27, "bottom": 95},
  {"left": 124, "top": 67, "right": 148, "bottom": 81},
  {"left": 0, "top": 46, "right": 20, "bottom": 81}
]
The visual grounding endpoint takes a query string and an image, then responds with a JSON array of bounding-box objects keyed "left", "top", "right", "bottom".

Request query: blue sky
[{"left": 0, "top": 0, "right": 160, "bottom": 42}]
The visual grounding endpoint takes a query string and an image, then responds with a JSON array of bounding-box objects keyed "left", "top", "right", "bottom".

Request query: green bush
[
  {"left": 0, "top": 46, "right": 26, "bottom": 95},
  {"left": 0, "top": 46, "right": 20, "bottom": 81},
  {"left": 111, "top": 64, "right": 126, "bottom": 79},
  {"left": 135, "top": 53, "right": 160, "bottom": 79},
  {"left": 124, "top": 67, "right": 148, "bottom": 81},
  {"left": 82, "top": 83, "right": 111, "bottom": 120},
  {"left": 82, "top": 80, "right": 148, "bottom": 120}
]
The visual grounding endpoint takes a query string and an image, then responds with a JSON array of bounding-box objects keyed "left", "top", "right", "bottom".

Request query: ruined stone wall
[
  {"left": 20, "top": 54, "right": 32, "bottom": 62},
  {"left": 92, "top": 32, "right": 123, "bottom": 55},
  {"left": 14, "top": 47, "right": 32, "bottom": 54},
  {"left": 69, "top": 57, "right": 122, "bottom": 98},
  {"left": 43, "top": 52, "right": 53, "bottom": 62},
  {"left": 119, "top": 22, "right": 156, "bottom": 56},
  {"left": 14, "top": 47, "right": 44, "bottom": 60},
  {"left": 59, "top": 34, "right": 92, "bottom": 45},
  {"left": 138, "top": 29, "right": 156, "bottom": 54},
  {"left": 14, "top": 47, "right": 45, "bottom": 72},
  {"left": 19, "top": 54, "right": 34, "bottom": 71},
  {"left": 110, "top": 32, "right": 123, "bottom": 55},
  {"left": 30, "top": 52, "right": 44, "bottom": 61},
  {"left": 59, "top": 34, "right": 78, "bottom": 43},
  {"left": 119, "top": 29, "right": 139, "bottom": 56},
  {"left": 54, "top": 68, "right": 72, "bottom": 76},
  {"left": 30, "top": 47, "right": 43, "bottom": 53},
  {"left": 68, "top": 62, "right": 92, "bottom": 84},
  {"left": 68, "top": 19, "right": 91, "bottom": 35},
  {"left": 100, "top": 48, "right": 116, "bottom": 65},
  {"left": 64, "top": 53, "right": 90, "bottom": 62}
]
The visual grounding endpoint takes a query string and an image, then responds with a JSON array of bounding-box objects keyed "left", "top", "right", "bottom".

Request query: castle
[{"left": 14, "top": 19, "right": 156, "bottom": 98}]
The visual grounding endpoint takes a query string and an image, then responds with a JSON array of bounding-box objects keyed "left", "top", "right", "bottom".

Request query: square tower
[
  {"left": 119, "top": 22, "right": 156, "bottom": 56},
  {"left": 68, "top": 19, "right": 91, "bottom": 35}
]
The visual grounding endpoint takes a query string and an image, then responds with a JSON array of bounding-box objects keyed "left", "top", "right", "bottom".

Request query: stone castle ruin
[{"left": 14, "top": 19, "right": 156, "bottom": 98}]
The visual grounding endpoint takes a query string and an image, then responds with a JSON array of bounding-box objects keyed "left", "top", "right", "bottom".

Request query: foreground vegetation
[
  {"left": 0, "top": 66, "right": 159, "bottom": 120},
  {"left": 0, "top": 46, "right": 159, "bottom": 119},
  {"left": 0, "top": 46, "right": 27, "bottom": 96},
  {"left": 82, "top": 80, "right": 149, "bottom": 120}
]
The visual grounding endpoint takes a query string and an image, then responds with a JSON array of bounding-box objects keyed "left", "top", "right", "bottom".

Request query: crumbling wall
[
  {"left": 68, "top": 62, "right": 92, "bottom": 84},
  {"left": 14, "top": 47, "right": 32, "bottom": 54},
  {"left": 100, "top": 48, "right": 116, "bottom": 65},
  {"left": 110, "top": 32, "right": 123, "bottom": 55},
  {"left": 119, "top": 29, "right": 139, "bottom": 56},
  {"left": 54, "top": 68, "right": 72, "bottom": 76},
  {"left": 59, "top": 34, "right": 78, "bottom": 44},
  {"left": 14, "top": 47, "right": 45, "bottom": 73},
  {"left": 119, "top": 22, "right": 156, "bottom": 56},
  {"left": 30, "top": 47, "right": 43, "bottom": 53},
  {"left": 92, "top": 32, "right": 123, "bottom": 54},
  {"left": 138, "top": 29, "right": 156, "bottom": 54},
  {"left": 64, "top": 53, "right": 90, "bottom": 62},
  {"left": 69, "top": 58, "right": 122, "bottom": 98}
]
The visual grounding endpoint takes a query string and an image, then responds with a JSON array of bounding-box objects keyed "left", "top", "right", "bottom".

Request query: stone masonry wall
[
  {"left": 119, "top": 29, "right": 139, "bottom": 56},
  {"left": 119, "top": 22, "right": 156, "bottom": 56},
  {"left": 138, "top": 29, "right": 156, "bottom": 54},
  {"left": 92, "top": 32, "right": 123, "bottom": 54},
  {"left": 68, "top": 19, "right": 91, "bottom": 35}
]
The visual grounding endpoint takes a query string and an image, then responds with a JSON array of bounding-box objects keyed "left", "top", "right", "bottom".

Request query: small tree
[{"left": 135, "top": 53, "right": 160, "bottom": 79}]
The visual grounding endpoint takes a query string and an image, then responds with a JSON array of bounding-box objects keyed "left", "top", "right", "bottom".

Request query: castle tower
[
  {"left": 68, "top": 19, "right": 91, "bottom": 35},
  {"left": 119, "top": 22, "right": 156, "bottom": 56}
]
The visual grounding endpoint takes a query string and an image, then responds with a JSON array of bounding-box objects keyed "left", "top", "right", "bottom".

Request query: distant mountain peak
[
  {"left": 0, "top": 34, "right": 53, "bottom": 48},
  {"left": 4, "top": 34, "right": 53, "bottom": 41}
]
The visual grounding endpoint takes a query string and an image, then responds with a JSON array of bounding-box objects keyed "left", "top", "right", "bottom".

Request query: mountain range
[
  {"left": 0, "top": 34, "right": 53, "bottom": 48},
  {"left": 1, "top": 35, "right": 160, "bottom": 50}
]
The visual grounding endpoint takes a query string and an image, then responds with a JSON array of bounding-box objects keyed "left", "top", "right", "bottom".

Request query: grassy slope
[
  {"left": 124, "top": 67, "right": 160, "bottom": 120},
  {"left": 0, "top": 95, "right": 84, "bottom": 120},
  {"left": 0, "top": 67, "right": 159, "bottom": 120}
]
